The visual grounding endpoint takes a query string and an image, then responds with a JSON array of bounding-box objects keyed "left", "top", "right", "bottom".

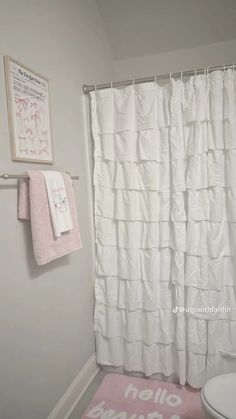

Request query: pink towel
[{"left": 18, "top": 171, "right": 82, "bottom": 265}]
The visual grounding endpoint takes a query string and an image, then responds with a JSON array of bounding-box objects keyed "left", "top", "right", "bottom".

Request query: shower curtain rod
[
  {"left": 83, "top": 62, "right": 236, "bottom": 94},
  {"left": 0, "top": 172, "right": 80, "bottom": 180}
]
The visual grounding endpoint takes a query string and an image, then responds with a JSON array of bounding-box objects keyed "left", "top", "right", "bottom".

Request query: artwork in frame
[{"left": 4, "top": 56, "right": 53, "bottom": 163}]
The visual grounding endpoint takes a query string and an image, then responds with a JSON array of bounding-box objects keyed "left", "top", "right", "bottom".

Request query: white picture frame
[{"left": 4, "top": 56, "right": 53, "bottom": 163}]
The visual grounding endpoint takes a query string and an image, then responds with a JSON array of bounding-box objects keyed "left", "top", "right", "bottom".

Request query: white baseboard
[{"left": 48, "top": 354, "right": 99, "bottom": 419}]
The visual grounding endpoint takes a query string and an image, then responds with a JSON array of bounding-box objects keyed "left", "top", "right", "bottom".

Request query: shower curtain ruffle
[{"left": 91, "top": 69, "right": 236, "bottom": 388}]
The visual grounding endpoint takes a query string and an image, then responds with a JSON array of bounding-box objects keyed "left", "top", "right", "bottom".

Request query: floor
[
  {"left": 69, "top": 370, "right": 108, "bottom": 419},
  {"left": 69, "top": 369, "right": 180, "bottom": 418},
  {"left": 69, "top": 370, "right": 205, "bottom": 419}
]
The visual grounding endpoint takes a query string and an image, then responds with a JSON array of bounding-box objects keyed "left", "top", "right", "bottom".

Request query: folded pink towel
[{"left": 18, "top": 171, "right": 82, "bottom": 265}]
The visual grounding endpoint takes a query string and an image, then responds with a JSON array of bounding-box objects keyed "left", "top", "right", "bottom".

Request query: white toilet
[{"left": 201, "top": 373, "right": 236, "bottom": 419}]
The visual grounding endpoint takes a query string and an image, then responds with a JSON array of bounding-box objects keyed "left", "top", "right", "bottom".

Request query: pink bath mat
[{"left": 82, "top": 373, "right": 204, "bottom": 419}]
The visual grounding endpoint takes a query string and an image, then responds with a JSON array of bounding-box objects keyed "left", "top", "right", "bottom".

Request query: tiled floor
[{"left": 69, "top": 370, "right": 107, "bottom": 419}]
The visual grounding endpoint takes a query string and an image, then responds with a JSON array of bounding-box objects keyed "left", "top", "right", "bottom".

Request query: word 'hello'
[{"left": 124, "top": 384, "right": 182, "bottom": 407}]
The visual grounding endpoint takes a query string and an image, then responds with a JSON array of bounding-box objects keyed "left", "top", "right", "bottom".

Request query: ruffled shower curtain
[{"left": 90, "top": 70, "right": 236, "bottom": 388}]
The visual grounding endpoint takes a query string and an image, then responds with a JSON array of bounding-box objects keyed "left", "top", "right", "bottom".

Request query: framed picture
[{"left": 4, "top": 56, "right": 53, "bottom": 163}]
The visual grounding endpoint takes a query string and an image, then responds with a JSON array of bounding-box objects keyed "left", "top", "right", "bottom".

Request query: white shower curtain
[{"left": 90, "top": 69, "right": 236, "bottom": 388}]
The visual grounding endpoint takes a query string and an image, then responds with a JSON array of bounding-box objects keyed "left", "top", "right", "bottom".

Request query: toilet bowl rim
[{"left": 201, "top": 390, "right": 228, "bottom": 419}]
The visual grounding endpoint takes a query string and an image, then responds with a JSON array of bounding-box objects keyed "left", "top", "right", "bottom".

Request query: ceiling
[{"left": 97, "top": 0, "right": 236, "bottom": 59}]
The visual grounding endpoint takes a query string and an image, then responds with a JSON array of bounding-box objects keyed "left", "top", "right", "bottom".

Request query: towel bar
[{"left": 0, "top": 172, "right": 80, "bottom": 180}]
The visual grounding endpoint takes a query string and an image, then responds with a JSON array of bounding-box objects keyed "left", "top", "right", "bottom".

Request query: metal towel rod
[{"left": 0, "top": 172, "right": 80, "bottom": 180}]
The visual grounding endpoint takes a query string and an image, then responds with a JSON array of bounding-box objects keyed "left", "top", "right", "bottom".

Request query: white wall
[
  {"left": 113, "top": 39, "right": 236, "bottom": 81},
  {"left": 0, "top": 1, "right": 112, "bottom": 419}
]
